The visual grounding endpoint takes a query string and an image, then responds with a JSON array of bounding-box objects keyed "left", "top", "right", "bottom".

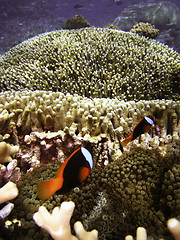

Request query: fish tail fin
[
  {"left": 37, "top": 177, "right": 63, "bottom": 200},
  {"left": 120, "top": 135, "right": 133, "bottom": 152}
]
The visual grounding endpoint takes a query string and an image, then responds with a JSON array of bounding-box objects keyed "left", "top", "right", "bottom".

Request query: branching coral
[
  {"left": 0, "top": 21, "right": 179, "bottom": 240},
  {"left": 0, "top": 140, "right": 20, "bottom": 186},
  {"left": 0, "top": 141, "right": 19, "bottom": 163},
  {"left": 0, "top": 27, "right": 179, "bottom": 100},
  {"left": 33, "top": 201, "right": 98, "bottom": 240},
  {"left": 0, "top": 159, "right": 21, "bottom": 186},
  {"left": 0, "top": 91, "right": 179, "bottom": 142},
  {"left": 130, "top": 22, "right": 159, "bottom": 38},
  {"left": 0, "top": 90, "right": 178, "bottom": 239},
  {"left": 0, "top": 202, "right": 14, "bottom": 220},
  {"left": 0, "top": 182, "right": 18, "bottom": 204},
  {"left": 74, "top": 221, "right": 98, "bottom": 240},
  {"left": 167, "top": 218, "right": 180, "bottom": 240},
  {"left": 125, "top": 227, "right": 147, "bottom": 240},
  {"left": 0, "top": 27, "right": 179, "bottom": 239},
  {"left": 1, "top": 140, "right": 179, "bottom": 239},
  {"left": 0, "top": 182, "right": 18, "bottom": 221},
  {"left": 125, "top": 218, "right": 180, "bottom": 240},
  {"left": 33, "top": 201, "right": 77, "bottom": 240},
  {"left": 63, "top": 15, "right": 91, "bottom": 29}
]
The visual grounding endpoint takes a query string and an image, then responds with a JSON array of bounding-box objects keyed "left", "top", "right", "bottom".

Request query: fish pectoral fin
[
  {"left": 121, "top": 135, "right": 132, "bottom": 147},
  {"left": 37, "top": 177, "right": 63, "bottom": 200},
  {"left": 78, "top": 167, "right": 90, "bottom": 183}
]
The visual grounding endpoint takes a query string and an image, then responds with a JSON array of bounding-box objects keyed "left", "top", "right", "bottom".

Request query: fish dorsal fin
[
  {"left": 55, "top": 148, "right": 82, "bottom": 178},
  {"left": 144, "top": 116, "right": 155, "bottom": 125},
  {"left": 81, "top": 147, "right": 93, "bottom": 169}
]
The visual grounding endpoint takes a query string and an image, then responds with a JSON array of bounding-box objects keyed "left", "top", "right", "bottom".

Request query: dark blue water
[{"left": 0, "top": 0, "right": 180, "bottom": 54}]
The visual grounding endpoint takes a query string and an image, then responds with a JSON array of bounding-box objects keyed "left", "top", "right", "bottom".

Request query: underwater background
[
  {"left": 0, "top": 0, "right": 180, "bottom": 55},
  {"left": 0, "top": 0, "right": 180, "bottom": 240}
]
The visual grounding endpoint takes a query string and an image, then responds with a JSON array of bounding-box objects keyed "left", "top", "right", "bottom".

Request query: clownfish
[
  {"left": 119, "top": 116, "right": 155, "bottom": 152},
  {"left": 37, "top": 147, "right": 93, "bottom": 200}
]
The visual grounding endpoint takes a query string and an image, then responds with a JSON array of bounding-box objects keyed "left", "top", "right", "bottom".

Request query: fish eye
[
  {"left": 145, "top": 116, "right": 154, "bottom": 125},
  {"left": 81, "top": 147, "right": 93, "bottom": 169}
]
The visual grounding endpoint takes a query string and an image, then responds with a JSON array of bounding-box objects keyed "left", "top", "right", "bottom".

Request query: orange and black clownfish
[
  {"left": 37, "top": 147, "right": 93, "bottom": 200},
  {"left": 119, "top": 116, "right": 155, "bottom": 152}
]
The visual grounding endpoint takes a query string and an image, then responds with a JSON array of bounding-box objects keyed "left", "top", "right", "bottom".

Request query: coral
[
  {"left": 0, "top": 91, "right": 179, "bottom": 142},
  {"left": 130, "top": 22, "right": 159, "bottom": 38},
  {"left": 0, "top": 28, "right": 179, "bottom": 101},
  {"left": 0, "top": 182, "right": 18, "bottom": 204},
  {"left": 106, "top": 24, "right": 120, "bottom": 30},
  {"left": 74, "top": 221, "right": 98, "bottom": 240},
  {"left": 0, "top": 160, "right": 21, "bottom": 186},
  {"left": 85, "top": 142, "right": 180, "bottom": 239},
  {"left": 0, "top": 141, "right": 19, "bottom": 163},
  {"left": 1, "top": 139, "right": 179, "bottom": 239},
  {"left": 33, "top": 201, "right": 98, "bottom": 240},
  {"left": 125, "top": 227, "right": 147, "bottom": 240},
  {"left": 167, "top": 218, "right": 180, "bottom": 240},
  {"left": 33, "top": 201, "right": 77, "bottom": 240},
  {"left": 63, "top": 15, "right": 91, "bottom": 29},
  {"left": 0, "top": 203, "right": 14, "bottom": 220},
  {"left": 0, "top": 7, "right": 179, "bottom": 240},
  {"left": 0, "top": 139, "right": 20, "bottom": 186},
  {"left": 126, "top": 219, "right": 180, "bottom": 240},
  {"left": 0, "top": 91, "right": 178, "bottom": 239},
  {"left": 0, "top": 25, "right": 179, "bottom": 238}
]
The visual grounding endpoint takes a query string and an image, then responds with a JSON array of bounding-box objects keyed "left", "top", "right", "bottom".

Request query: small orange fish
[
  {"left": 119, "top": 116, "right": 155, "bottom": 152},
  {"left": 37, "top": 147, "right": 93, "bottom": 200}
]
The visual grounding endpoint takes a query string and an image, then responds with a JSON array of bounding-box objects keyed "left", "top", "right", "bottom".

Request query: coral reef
[
  {"left": 0, "top": 24, "right": 179, "bottom": 240},
  {"left": 34, "top": 200, "right": 180, "bottom": 240},
  {"left": 1, "top": 138, "right": 179, "bottom": 239},
  {"left": 130, "top": 22, "right": 159, "bottom": 39},
  {"left": 0, "top": 28, "right": 179, "bottom": 101},
  {"left": 33, "top": 201, "right": 98, "bottom": 240},
  {"left": 63, "top": 15, "right": 91, "bottom": 29},
  {"left": 0, "top": 91, "right": 179, "bottom": 140}
]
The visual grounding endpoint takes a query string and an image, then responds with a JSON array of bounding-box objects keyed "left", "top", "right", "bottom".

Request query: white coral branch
[
  {"left": 167, "top": 218, "right": 180, "bottom": 240},
  {"left": 0, "top": 182, "right": 18, "bottom": 204},
  {"left": 74, "top": 221, "right": 98, "bottom": 240},
  {"left": 0, "top": 203, "right": 14, "bottom": 219},
  {"left": 33, "top": 201, "right": 180, "bottom": 240},
  {"left": 0, "top": 142, "right": 19, "bottom": 163},
  {"left": 33, "top": 201, "right": 77, "bottom": 240},
  {"left": 125, "top": 227, "right": 147, "bottom": 240},
  {"left": 33, "top": 201, "right": 98, "bottom": 240}
]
